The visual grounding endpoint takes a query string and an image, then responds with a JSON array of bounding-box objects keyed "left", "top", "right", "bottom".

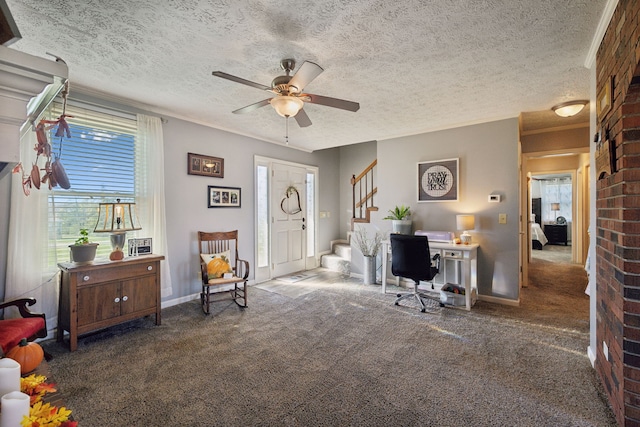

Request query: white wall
[
  {"left": 162, "top": 117, "right": 341, "bottom": 301},
  {"left": 374, "top": 118, "right": 521, "bottom": 300}
]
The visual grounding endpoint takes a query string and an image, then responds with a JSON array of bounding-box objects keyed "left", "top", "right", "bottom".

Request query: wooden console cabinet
[{"left": 58, "top": 255, "right": 164, "bottom": 351}]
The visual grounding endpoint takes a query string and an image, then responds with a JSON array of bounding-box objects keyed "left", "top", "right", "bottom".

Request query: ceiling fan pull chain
[{"left": 285, "top": 117, "right": 289, "bottom": 145}]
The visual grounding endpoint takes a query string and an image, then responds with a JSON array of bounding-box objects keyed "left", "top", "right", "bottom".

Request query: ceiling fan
[{"left": 212, "top": 59, "right": 360, "bottom": 128}]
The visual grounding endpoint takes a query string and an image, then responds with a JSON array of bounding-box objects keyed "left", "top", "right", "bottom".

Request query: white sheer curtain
[
  {"left": 135, "top": 114, "right": 173, "bottom": 298},
  {"left": 5, "top": 128, "right": 59, "bottom": 324}
]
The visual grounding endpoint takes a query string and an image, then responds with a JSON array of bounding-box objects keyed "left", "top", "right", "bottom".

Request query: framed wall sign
[
  {"left": 596, "top": 76, "right": 613, "bottom": 117},
  {"left": 418, "top": 158, "right": 459, "bottom": 202},
  {"left": 188, "top": 152, "right": 224, "bottom": 178},
  {"left": 208, "top": 185, "right": 241, "bottom": 208}
]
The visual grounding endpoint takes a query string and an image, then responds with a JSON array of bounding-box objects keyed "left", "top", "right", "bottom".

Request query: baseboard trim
[
  {"left": 478, "top": 294, "right": 520, "bottom": 307},
  {"left": 587, "top": 345, "right": 596, "bottom": 367},
  {"left": 161, "top": 281, "right": 255, "bottom": 309}
]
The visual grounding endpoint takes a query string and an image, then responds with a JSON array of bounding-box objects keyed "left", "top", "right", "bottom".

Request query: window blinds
[{"left": 47, "top": 102, "right": 137, "bottom": 263}]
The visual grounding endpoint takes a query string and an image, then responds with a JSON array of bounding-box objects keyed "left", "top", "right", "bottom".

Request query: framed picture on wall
[
  {"left": 596, "top": 76, "right": 612, "bottom": 117},
  {"left": 188, "top": 152, "right": 224, "bottom": 178},
  {"left": 417, "top": 158, "right": 459, "bottom": 202},
  {"left": 208, "top": 185, "right": 241, "bottom": 208}
]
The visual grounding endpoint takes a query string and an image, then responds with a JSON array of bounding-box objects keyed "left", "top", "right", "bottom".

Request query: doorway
[
  {"left": 530, "top": 172, "right": 573, "bottom": 265},
  {"left": 254, "top": 156, "right": 318, "bottom": 283}
]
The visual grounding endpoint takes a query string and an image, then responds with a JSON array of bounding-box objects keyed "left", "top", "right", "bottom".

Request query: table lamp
[
  {"left": 551, "top": 203, "right": 560, "bottom": 223},
  {"left": 456, "top": 214, "right": 475, "bottom": 245},
  {"left": 94, "top": 198, "right": 141, "bottom": 260}
]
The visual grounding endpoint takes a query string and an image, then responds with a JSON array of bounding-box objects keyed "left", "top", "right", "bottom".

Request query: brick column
[{"left": 595, "top": 1, "right": 640, "bottom": 424}]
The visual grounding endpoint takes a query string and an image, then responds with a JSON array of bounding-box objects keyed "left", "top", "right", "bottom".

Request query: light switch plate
[{"left": 499, "top": 213, "right": 507, "bottom": 224}]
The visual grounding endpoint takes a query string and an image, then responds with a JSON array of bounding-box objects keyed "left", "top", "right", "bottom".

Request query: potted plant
[
  {"left": 69, "top": 228, "right": 99, "bottom": 264},
  {"left": 353, "top": 226, "right": 383, "bottom": 285},
  {"left": 383, "top": 205, "right": 412, "bottom": 234}
]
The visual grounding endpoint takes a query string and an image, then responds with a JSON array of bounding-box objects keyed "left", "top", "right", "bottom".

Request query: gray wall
[
  {"left": 0, "top": 108, "right": 519, "bottom": 304},
  {"left": 373, "top": 118, "right": 521, "bottom": 300},
  {"left": 162, "top": 117, "right": 341, "bottom": 301},
  {"left": 338, "top": 141, "right": 377, "bottom": 239},
  {"left": 0, "top": 107, "right": 342, "bottom": 304}
]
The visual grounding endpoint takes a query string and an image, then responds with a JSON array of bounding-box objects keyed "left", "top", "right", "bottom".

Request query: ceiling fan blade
[
  {"left": 232, "top": 99, "right": 271, "bottom": 114},
  {"left": 294, "top": 108, "right": 312, "bottom": 127},
  {"left": 304, "top": 93, "right": 360, "bottom": 112},
  {"left": 212, "top": 71, "right": 271, "bottom": 91},
  {"left": 288, "top": 61, "right": 323, "bottom": 93}
]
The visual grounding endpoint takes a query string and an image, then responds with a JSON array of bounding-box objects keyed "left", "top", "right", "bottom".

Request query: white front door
[{"left": 271, "top": 163, "right": 306, "bottom": 277}]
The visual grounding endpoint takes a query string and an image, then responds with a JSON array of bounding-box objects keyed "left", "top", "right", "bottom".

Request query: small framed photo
[
  {"left": 418, "top": 158, "right": 459, "bottom": 202},
  {"left": 208, "top": 186, "right": 241, "bottom": 208},
  {"left": 188, "top": 152, "right": 224, "bottom": 178}
]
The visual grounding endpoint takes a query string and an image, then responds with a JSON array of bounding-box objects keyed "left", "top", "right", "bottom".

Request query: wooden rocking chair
[{"left": 198, "top": 230, "right": 249, "bottom": 315}]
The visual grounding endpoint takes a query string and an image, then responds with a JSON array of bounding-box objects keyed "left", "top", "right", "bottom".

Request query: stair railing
[{"left": 351, "top": 159, "right": 378, "bottom": 228}]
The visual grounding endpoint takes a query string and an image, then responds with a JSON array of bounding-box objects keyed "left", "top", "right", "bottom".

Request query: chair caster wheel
[
  {"left": 440, "top": 303, "right": 445, "bottom": 307},
  {"left": 396, "top": 293, "right": 401, "bottom": 298},
  {"left": 421, "top": 308, "right": 426, "bottom": 313},
  {"left": 394, "top": 302, "right": 399, "bottom": 306}
]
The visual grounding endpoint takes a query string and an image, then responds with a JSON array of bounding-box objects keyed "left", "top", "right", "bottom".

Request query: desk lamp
[
  {"left": 456, "top": 214, "right": 475, "bottom": 245},
  {"left": 94, "top": 198, "right": 141, "bottom": 260}
]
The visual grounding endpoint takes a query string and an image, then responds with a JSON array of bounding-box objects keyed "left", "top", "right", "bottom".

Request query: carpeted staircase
[{"left": 320, "top": 238, "right": 351, "bottom": 274}]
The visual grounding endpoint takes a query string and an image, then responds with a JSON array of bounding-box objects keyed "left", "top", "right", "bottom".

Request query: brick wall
[{"left": 595, "top": 1, "right": 640, "bottom": 425}]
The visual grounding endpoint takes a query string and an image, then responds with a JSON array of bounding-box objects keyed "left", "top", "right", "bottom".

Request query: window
[
  {"left": 306, "top": 172, "right": 315, "bottom": 257},
  {"left": 256, "top": 164, "right": 269, "bottom": 268},
  {"left": 47, "top": 103, "right": 138, "bottom": 267},
  {"left": 542, "top": 177, "right": 572, "bottom": 223}
]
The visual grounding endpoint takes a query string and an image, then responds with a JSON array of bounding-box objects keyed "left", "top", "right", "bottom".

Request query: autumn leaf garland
[{"left": 19, "top": 374, "right": 77, "bottom": 427}]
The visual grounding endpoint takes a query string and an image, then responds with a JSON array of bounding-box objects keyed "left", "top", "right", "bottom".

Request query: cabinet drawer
[
  {"left": 75, "top": 262, "right": 158, "bottom": 286},
  {"left": 443, "top": 250, "right": 463, "bottom": 259}
]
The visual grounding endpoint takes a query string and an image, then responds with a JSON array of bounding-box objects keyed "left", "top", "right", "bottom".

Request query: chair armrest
[
  {"left": 431, "top": 253, "right": 441, "bottom": 272},
  {"left": 236, "top": 258, "right": 250, "bottom": 280},
  {"left": 0, "top": 298, "right": 42, "bottom": 319},
  {"left": 200, "top": 262, "right": 209, "bottom": 285}
]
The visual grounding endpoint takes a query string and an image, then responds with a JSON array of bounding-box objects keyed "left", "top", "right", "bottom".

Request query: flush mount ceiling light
[{"left": 552, "top": 100, "right": 588, "bottom": 117}]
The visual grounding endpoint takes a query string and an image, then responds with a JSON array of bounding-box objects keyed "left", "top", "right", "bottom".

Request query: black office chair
[{"left": 391, "top": 234, "right": 442, "bottom": 312}]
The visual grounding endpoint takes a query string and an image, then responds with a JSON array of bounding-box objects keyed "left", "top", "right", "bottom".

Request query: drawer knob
[
  {"left": 147, "top": 265, "right": 153, "bottom": 271},
  {"left": 83, "top": 275, "right": 90, "bottom": 282},
  {"left": 122, "top": 295, "right": 128, "bottom": 302},
  {"left": 114, "top": 297, "right": 120, "bottom": 303}
]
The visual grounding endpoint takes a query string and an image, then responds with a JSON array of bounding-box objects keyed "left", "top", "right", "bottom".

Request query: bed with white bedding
[{"left": 531, "top": 222, "right": 548, "bottom": 250}]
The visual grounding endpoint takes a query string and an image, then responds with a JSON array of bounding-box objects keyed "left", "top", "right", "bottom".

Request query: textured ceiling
[{"left": 5, "top": 0, "right": 604, "bottom": 151}]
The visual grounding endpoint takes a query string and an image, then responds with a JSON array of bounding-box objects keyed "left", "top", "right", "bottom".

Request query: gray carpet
[
  {"left": 41, "top": 266, "right": 614, "bottom": 426},
  {"left": 532, "top": 243, "right": 572, "bottom": 263}
]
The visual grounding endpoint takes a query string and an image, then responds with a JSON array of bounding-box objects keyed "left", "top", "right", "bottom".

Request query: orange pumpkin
[
  {"left": 207, "top": 256, "right": 232, "bottom": 278},
  {"left": 7, "top": 338, "right": 44, "bottom": 374}
]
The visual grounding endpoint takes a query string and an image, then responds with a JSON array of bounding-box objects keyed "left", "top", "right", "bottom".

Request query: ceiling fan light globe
[{"left": 271, "top": 96, "right": 303, "bottom": 118}]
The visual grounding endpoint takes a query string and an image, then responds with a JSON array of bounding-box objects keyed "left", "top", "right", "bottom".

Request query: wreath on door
[{"left": 281, "top": 185, "right": 302, "bottom": 215}]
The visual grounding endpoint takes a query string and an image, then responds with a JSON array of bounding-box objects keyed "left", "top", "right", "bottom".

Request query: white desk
[{"left": 380, "top": 240, "right": 479, "bottom": 311}]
